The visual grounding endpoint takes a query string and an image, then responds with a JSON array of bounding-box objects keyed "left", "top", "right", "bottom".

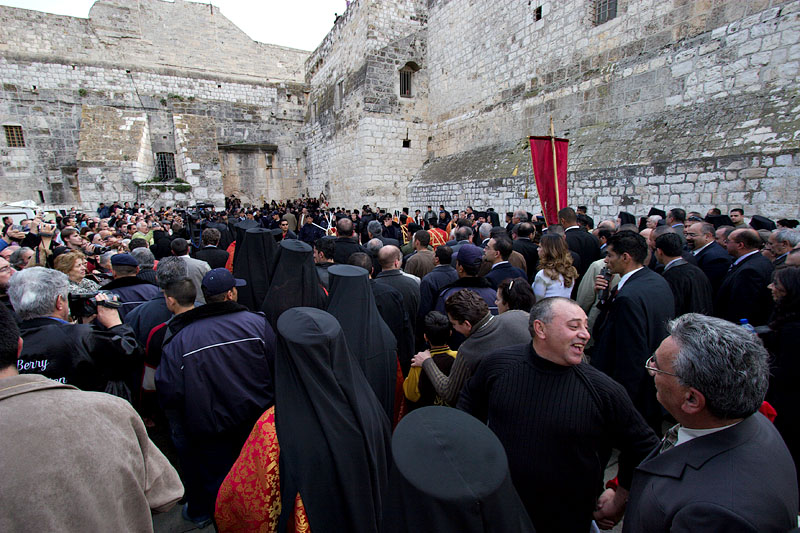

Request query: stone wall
[
  {"left": 0, "top": 0, "right": 307, "bottom": 83},
  {"left": 0, "top": 0, "right": 309, "bottom": 209},
  {"left": 304, "top": 0, "right": 430, "bottom": 208},
  {"left": 409, "top": 0, "right": 800, "bottom": 218}
]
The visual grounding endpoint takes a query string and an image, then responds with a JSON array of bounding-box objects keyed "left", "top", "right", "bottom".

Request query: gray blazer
[{"left": 623, "top": 413, "right": 798, "bottom": 532}]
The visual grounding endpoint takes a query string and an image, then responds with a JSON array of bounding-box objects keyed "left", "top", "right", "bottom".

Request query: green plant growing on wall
[{"left": 78, "top": 88, "right": 87, "bottom": 97}]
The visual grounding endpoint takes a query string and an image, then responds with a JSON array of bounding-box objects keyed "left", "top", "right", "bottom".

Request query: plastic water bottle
[{"left": 739, "top": 319, "right": 757, "bottom": 334}]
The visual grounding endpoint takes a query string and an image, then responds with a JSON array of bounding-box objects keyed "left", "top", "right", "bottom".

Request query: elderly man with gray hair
[
  {"left": 9, "top": 267, "right": 139, "bottom": 393},
  {"left": 621, "top": 313, "right": 798, "bottom": 532},
  {"left": 367, "top": 218, "right": 400, "bottom": 247},
  {"left": 768, "top": 228, "right": 800, "bottom": 270},
  {"left": 131, "top": 247, "right": 157, "bottom": 285}
]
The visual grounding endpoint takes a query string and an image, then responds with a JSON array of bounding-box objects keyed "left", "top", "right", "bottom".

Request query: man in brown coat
[
  {"left": 0, "top": 304, "right": 183, "bottom": 532},
  {"left": 405, "top": 230, "right": 436, "bottom": 279}
]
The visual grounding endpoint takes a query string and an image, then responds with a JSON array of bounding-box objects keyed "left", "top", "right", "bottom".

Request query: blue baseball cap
[
  {"left": 110, "top": 253, "right": 138, "bottom": 267},
  {"left": 202, "top": 268, "right": 247, "bottom": 296},
  {"left": 455, "top": 244, "right": 483, "bottom": 268}
]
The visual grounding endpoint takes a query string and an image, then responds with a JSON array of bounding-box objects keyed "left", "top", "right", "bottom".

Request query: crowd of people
[{"left": 1, "top": 196, "right": 799, "bottom": 532}]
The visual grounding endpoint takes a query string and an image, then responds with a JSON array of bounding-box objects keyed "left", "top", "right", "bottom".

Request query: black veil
[
  {"left": 234, "top": 227, "right": 280, "bottom": 311},
  {"left": 262, "top": 239, "right": 327, "bottom": 328},
  {"left": 327, "top": 264, "right": 398, "bottom": 421},
  {"left": 231, "top": 220, "right": 259, "bottom": 274},
  {"left": 275, "top": 307, "right": 391, "bottom": 533}
]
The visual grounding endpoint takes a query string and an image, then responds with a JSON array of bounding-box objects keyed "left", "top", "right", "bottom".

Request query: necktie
[{"left": 659, "top": 423, "right": 680, "bottom": 454}]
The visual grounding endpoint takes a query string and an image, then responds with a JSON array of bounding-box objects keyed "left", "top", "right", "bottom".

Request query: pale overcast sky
[{"left": 0, "top": 0, "right": 343, "bottom": 51}]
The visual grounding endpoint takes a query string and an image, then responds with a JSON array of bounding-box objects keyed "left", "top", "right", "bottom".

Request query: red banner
[{"left": 529, "top": 136, "right": 569, "bottom": 225}]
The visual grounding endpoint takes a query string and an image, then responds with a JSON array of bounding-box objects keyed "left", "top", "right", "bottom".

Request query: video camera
[{"left": 68, "top": 290, "right": 121, "bottom": 319}]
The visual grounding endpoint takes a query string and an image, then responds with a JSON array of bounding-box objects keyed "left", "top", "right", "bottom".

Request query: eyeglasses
[{"left": 645, "top": 354, "right": 678, "bottom": 377}]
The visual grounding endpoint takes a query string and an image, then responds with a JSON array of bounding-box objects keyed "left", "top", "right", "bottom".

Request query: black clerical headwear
[
  {"left": 275, "top": 307, "right": 391, "bottom": 533},
  {"left": 750, "top": 215, "right": 777, "bottom": 232},
  {"left": 234, "top": 227, "right": 280, "bottom": 311},
  {"left": 704, "top": 214, "right": 734, "bottom": 229},
  {"left": 231, "top": 220, "right": 259, "bottom": 274},
  {"left": 262, "top": 239, "right": 326, "bottom": 327},
  {"left": 327, "top": 264, "right": 398, "bottom": 420},
  {"left": 618, "top": 211, "right": 637, "bottom": 226},
  {"left": 383, "top": 406, "right": 534, "bottom": 532}
]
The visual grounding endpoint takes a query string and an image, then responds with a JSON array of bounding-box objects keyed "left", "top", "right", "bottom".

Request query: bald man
[
  {"left": 375, "top": 245, "right": 420, "bottom": 341},
  {"left": 714, "top": 228, "right": 774, "bottom": 326}
]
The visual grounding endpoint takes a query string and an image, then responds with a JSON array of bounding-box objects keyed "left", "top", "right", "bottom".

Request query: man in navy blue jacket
[
  {"left": 155, "top": 268, "right": 276, "bottom": 526},
  {"left": 483, "top": 236, "right": 527, "bottom": 290}
]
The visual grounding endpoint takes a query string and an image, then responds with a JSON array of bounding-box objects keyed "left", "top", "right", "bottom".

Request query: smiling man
[{"left": 459, "top": 297, "right": 658, "bottom": 533}]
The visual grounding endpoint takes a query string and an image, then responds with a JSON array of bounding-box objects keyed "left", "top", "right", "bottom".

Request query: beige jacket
[{"left": 0, "top": 374, "right": 183, "bottom": 532}]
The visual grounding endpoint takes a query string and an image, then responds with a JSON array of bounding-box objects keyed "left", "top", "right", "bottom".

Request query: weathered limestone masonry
[
  {"left": 408, "top": 0, "right": 800, "bottom": 218},
  {"left": 0, "top": 0, "right": 309, "bottom": 210},
  {"left": 304, "top": 0, "right": 430, "bottom": 208}
]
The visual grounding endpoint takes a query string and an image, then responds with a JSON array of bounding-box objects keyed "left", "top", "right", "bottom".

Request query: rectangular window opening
[
  {"left": 534, "top": 6, "right": 543, "bottom": 21},
  {"left": 4, "top": 125, "right": 25, "bottom": 147},
  {"left": 37, "top": 190, "right": 45, "bottom": 203},
  {"left": 155, "top": 152, "right": 177, "bottom": 181},
  {"left": 336, "top": 81, "right": 344, "bottom": 109},
  {"left": 595, "top": 0, "right": 617, "bottom": 25},
  {"left": 400, "top": 70, "right": 412, "bottom": 98},
  {"left": 402, "top": 139, "right": 411, "bottom": 148}
]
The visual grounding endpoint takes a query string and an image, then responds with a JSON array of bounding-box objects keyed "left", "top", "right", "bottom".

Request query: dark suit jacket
[
  {"left": 774, "top": 253, "right": 789, "bottom": 270},
  {"left": 714, "top": 251, "right": 774, "bottom": 326},
  {"left": 512, "top": 237, "right": 539, "bottom": 282},
  {"left": 693, "top": 241, "right": 731, "bottom": 296},
  {"left": 375, "top": 235, "right": 401, "bottom": 248},
  {"left": 484, "top": 262, "right": 527, "bottom": 290},
  {"left": 374, "top": 270, "right": 420, "bottom": 341},
  {"left": 333, "top": 236, "right": 362, "bottom": 264},
  {"left": 195, "top": 246, "right": 230, "bottom": 270},
  {"left": 623, "top": 413, "right": 798, "bottom": 532},
  {"left": 565, "top": 227, "right": 600, "bottom": 277},
  {"left": 591, "top": 267, "right": 675, "bottom": 430},
  {"left": 661, "top": 259, "right": 713, "bottom": 316}
]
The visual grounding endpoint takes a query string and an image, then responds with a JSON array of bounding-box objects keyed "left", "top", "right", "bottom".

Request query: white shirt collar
[
  {"left": 616, "top": 266, "right": 644, "bottom": 291},
  {"left": 692, "top": 241, "right": 713, "bottom": 255},
  {"left": 491, "top": 260, "right": 509, "bottom": 270},
  {"left": 733, "top": 250, "right": 759, "bottom": 266},
  {"left": 565, "top": 225, "right": 580, "bottom": 231},
  {"left": 676, "top": 421, "right": 741, "bottom": 447},
  {"left": 664, "top": 257, "right": 682, "bottom": 271}
]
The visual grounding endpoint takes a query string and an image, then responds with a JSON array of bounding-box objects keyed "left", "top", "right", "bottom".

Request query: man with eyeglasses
[
  {"left": 685, "top": 221, "right": 731, "bottom": 297},
  {"left": 623, "top": 313, "right": 797, "bottom": 532}
]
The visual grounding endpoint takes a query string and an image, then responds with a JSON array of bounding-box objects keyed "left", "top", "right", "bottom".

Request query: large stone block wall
[
  {"left": 0, "top": 1, "right": 310, "bottom": 209},
  {"left": 410, "top": 0, "right": 800, "bottom": 218},
  {"left": 409, "top": 146, "right": 799, "bottom": 219},
  {"left": 0, "top": 0, "right": 308, "bottom": 82},
  {"left": 304, "top": 0, "right": 430, "bottom": 208}
]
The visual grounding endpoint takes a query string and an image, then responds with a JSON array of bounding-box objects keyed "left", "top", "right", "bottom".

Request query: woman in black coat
[{"left": 762, "top": 266, "right": 800, "bottom": 501}]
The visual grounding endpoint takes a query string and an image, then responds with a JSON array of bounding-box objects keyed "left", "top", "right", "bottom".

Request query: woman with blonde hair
[
  {"left": 532, "top": 233, "right": 578, "bottom": 299},
  {"left": 54, "top": 251, "right": 100, "bottom": 296}
]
